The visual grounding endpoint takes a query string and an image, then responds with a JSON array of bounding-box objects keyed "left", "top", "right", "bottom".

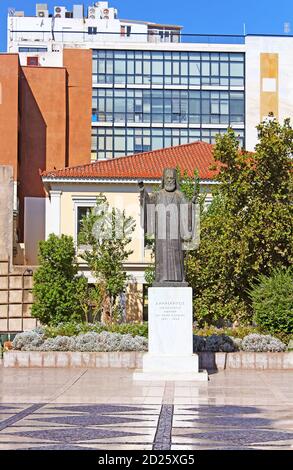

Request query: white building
[
  {"left": 7, "top": 2, "right": 293, "bottom": 151},
  {"left": 8, "top": 2, "right": 181, "bottom": 66}
]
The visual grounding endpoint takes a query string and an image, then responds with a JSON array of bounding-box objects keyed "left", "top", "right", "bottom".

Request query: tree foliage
[
  {"left": 187, "top": 120, "right": 293, "bottom": 325},
  {"left": 250, "top": 267, "right": 293, "bottom": 336},
  {"left": 78, "top": 195, "right": 135, "bottom": 323},
  {"left": 31, "top": 234, "right": 86, "bottom": 325}
]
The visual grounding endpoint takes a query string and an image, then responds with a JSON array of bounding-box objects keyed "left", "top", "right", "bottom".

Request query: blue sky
[{"left": 1, "top": 0, "right": 293, "bottom": 51}]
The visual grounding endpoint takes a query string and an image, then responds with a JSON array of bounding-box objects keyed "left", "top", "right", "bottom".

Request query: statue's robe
[{"left": 141, "top": 188, "right": 194, "bottom": 284}]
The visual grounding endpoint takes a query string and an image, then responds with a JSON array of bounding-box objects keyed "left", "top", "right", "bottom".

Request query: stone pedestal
[{"left": 133, "top": 287, "right": 208, "bottom": 381}]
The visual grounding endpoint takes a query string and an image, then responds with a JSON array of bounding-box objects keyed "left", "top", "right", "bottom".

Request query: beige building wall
[{"left": 57, "top": 183, "right": 147, "bottom": 264}]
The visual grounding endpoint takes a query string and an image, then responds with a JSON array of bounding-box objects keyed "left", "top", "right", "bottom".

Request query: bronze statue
[{"left": 139, "top": 168, "right": 198, "bottom": 287}]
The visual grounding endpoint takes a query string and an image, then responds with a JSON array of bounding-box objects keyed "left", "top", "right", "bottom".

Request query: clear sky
[{"left": 1, "top": 0, "right": 293, "bottom": 51}]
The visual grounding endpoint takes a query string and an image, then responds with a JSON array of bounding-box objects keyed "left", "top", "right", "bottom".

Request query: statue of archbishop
[{"left": 138, "top": 168, "right": 199, "bottom": 287}]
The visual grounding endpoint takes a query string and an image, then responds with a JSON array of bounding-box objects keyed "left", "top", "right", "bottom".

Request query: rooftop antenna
[{"left": 284, "top": 22, "right": 290, "bottom": 34}]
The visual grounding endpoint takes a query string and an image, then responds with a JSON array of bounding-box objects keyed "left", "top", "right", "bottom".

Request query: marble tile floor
[{"left": 0, "top": 367, "right": 292, "bottom": 450}]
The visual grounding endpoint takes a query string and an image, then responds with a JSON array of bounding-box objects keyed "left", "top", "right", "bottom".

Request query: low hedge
[
  {"left": 43, "top": 321, "right": 148, "bottom": 339},
  {"left": 12, "top": 328, "right": 287, "bottom": 353}
]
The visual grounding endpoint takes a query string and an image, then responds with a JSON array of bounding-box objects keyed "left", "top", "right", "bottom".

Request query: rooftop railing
[{"left": 9, "top": 30, "right": 246, "bottom": 45}]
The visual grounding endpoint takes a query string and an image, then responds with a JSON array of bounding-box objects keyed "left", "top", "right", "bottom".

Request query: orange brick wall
[
  {"left": 63, "top": 49, "right": 92, "bottom": 167},
  {"left": 0, "top": 54, "right": 20, "bottom": 180}
]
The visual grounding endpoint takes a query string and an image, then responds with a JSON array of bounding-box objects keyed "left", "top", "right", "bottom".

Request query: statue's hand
[
  {"left": 138, "top": 181, "right": 145, "bottom": 192},
  {"left": 182, "top": 235, "right": 192, "bottom": 242}
]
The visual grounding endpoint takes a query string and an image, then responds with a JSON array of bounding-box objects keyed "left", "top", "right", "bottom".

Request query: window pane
[
  {"left": 202, "top": 62, "right": 210, "bottom": 75},
  {"left": 115, "top": 137, "right": 125, "bottom": 151},
  {"left": 114, "top": 60, "right": 126, "bottom": 74},
  {"left": 230, "top": 62, "right": 244, "bottom": 76},
  {"left": 143, "top": 61, "right": 150, "bottom": 74},
  {"left": 220, "top": 62, "right": 228, "bottom": 76},
  {"left": 97, "top": 61, "right": 105, "bottom": 73},
  {"left": 135, "top": 61, "right": 142, "bottom": 74},
  {"left": 77, "top": 207, "right": 92, "bottom": 235},
  {"left": 152, "top": 61, "right": 163, "bottom": 74},
  {"left": 181, "top": 62, "right": 188, "bottom": 75},
  {"left": 173, "top": 62, "right": 179, "bottom": 75},
  {"left": 230, "top": 98, "right": 244, "bottom": 114},
  {"left": 165, "top": 61, "right": 171, "bottom": 74},
  {"left": 211, "top": 62, "right": 219, "bottom": 76},
  {"left": 106, "top": 61, "right": 113, "bottom": 74},
  {"left": 114, "top": 98, "right": 125, "bottom": 112},
  {"left": 127, "top": 61, "right": 134, "bottom": 74},
  {"left": 189, "top": 62, "right": 200, "bottom": 76}
]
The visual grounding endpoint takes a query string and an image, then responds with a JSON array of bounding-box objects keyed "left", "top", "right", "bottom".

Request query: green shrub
[
  {"left": 194, "top": 324, "right": 259, "bottom": 339},
  {"left": 250, "top": 268, "right": 293, "bottom": 336},
  {"left": 43, "top": 321, "right": 148, "bottom": 339},
  {"left": 31, "top": 234, "right": 87, "bottom": 325}
]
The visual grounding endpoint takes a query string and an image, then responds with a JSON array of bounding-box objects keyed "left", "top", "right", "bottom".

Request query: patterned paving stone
[{"left": 0, "top": 369, "right": 293, "bottom": 450}]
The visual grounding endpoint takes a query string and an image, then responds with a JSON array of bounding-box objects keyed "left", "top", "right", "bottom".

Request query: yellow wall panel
[{"left": 260, "top": 53, "right": 279, "bottom": 120}]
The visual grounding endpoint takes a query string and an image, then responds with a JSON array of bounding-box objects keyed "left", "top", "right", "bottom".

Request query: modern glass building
[{"left": 91, "top": 49, "right": 245, "bottom": 159}]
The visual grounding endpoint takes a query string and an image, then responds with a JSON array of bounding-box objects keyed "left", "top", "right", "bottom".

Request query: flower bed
[{"left": 11, "top": 329, "right": 288, "bottom": 353}]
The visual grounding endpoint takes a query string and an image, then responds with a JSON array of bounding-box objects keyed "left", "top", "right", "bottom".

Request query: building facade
[{"left": 7, "top": 2, "right": 293, "bottom": 159}]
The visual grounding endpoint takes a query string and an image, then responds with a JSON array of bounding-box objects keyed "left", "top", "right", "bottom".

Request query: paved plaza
[{"left": 0, "top": 367, "right": 292, "bottom": 450}]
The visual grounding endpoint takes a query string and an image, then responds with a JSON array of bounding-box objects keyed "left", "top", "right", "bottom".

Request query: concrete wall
[
  {"left": 4, "top": 351, "right": 293, "bottom": 369},
  {"left": 20, "top": 66, "right": 67, "bottom": 183},
  {"left": 24, "top": 197, "right": 45, "bottom": 265},
  {"left": 0, "top": 260, "right": 36, "bottom": 333},
  {"left": 0, "top": 166, "right": 14, "bottom": 262}
]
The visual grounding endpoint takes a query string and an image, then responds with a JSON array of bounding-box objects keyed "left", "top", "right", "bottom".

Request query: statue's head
[{"left": 162, "top": 168, "right": 177, "bottom": 192}]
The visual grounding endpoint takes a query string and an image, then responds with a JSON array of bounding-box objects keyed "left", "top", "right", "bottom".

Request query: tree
[
  {"left": 187, "top": 120, "right": 293, "bottom": 325},
  {"left": 78, "top": 195, "right": 135, "bottom": 323},
  {"left": 31, "top": 234, "right": 86, "bottom": 325}
]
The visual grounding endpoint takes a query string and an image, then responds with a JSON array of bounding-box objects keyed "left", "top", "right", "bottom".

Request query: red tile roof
[{"left": 41, "top": 141, "right": 219, "bottom": 180}]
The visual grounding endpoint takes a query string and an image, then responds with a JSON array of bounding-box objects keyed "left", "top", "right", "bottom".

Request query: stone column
[
  {"left": 45, "top": 190, "right": 62, "bottom": 238},
  {"left": 0, "top": 166, "right": 14, "bottom": 263}
]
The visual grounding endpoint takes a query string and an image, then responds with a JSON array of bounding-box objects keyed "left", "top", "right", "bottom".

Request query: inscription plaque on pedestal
[{"left": 148, "top": 287, "right": 193, "bottom": 356}]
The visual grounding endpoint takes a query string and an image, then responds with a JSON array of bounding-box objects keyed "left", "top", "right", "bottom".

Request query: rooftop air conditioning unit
[
  {"left": 54, "top": 6, "right": 67, "bottom": 18},
  {"left": 102, "top": 8, "right": 109, "bottom": 19},
  {"left": 36, "top": 3, "right": 49, "bottom": 17},
  {"left": 73, "top": 4, "right": 84, "bottom": 19},
  {"left": 37, "top": 10, "right": 49, "bottom": 18},
  {"left": 88, "top": 6, "right": 98, "bottom": 20}
]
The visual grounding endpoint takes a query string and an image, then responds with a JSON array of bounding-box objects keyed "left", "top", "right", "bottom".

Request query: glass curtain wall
[{"left": 92, "top": 50, "right": 245, "bottom": 159}]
